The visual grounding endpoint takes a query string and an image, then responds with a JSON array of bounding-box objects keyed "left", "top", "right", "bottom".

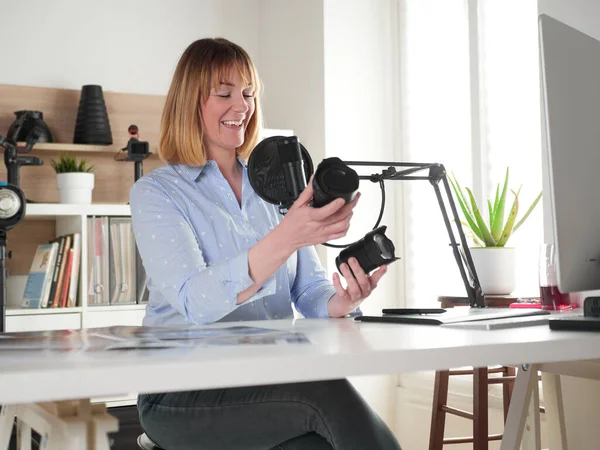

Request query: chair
[
  {"left": 428, "top": 366, "right": 517, "bottom": 450},
  {"left": 137, "top": 433, "right": 165, "bottom": 450}
]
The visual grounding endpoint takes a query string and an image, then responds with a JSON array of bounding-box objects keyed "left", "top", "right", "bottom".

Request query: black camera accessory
[
  {"left": 335, "top": 226, "right": 399, "bottom": 274},
  {"left": 115, "top": 124, "right": 152, "bottom": 182},
  {"left": 0, "top": 124, "right": 43, "bottom": 199},
  {"left": 312, "top": 157, "right": 359, "bottom": 208},
  {"left": 0, "top": 183, "right": 25, "bottom": 229},
  {"left": 0, "top": 182, "right": 26, "bottom": 333},
  {"left": 248, "top": 135, "right": 314, "bottom": 212}
]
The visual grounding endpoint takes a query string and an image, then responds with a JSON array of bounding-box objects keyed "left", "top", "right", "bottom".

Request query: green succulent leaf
[
  {"left": 490, "top": 168, "right": 509, "bottom": 242},
  {"left": 513, "top": 191, "right": 543, "bottom": 232},
  {"left": 449, "top": 174, "right": 483, "bottom": 241},
  {"left": 461, "top": 221, "right": 485, "bottom": 247},
  {"left": 466, "top": 188, "right": 496, "bottom": 246},
  {"left": 450, "top": 167, "right": 541, "bottom": 248},
  {"left": 449, "top": 173, "right": 474, "bottom": 216},
  {"left": 50, "top": 153, "right": 94, "bottom": 174},
  {"left": 492, "top": 184, "right": 500, "bottom": 220},
  {"left": 496, "top": 190, "right": 520, "bottom": 247}
]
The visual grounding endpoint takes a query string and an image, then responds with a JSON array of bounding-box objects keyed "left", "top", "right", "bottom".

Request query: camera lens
[
  {"left": 312, "top": 157, "right": 359, "bottom": 208},
  {"left": 335, "top": 226, "right": 398, "bottom": 274}
]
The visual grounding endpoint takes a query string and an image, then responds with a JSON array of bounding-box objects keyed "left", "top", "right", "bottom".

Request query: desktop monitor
[{"left": 539, "top": 14, "right": 600, "bottom": 294}]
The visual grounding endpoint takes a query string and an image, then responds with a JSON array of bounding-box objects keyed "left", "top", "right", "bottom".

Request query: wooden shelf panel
[
  {"left": 25, "top": 203, "right": 131, "bottom": 218},
  {"left": 6, "top": 307, "right": 83, "bottom": 316},
  {"left": 18, "top": 142, "right": 117, "bottom": 153},
  {"left": 86, "top": 304, "right": 146, "bottom": 312}
]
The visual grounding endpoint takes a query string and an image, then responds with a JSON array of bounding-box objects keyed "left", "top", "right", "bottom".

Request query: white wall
[
  {"left": 538, "top": 1, "right": 600, "bottom": 448},
  {"left": 323, "top": 0, "right": 402, "bottom": 314},
  {"left": 257, "top": 0, "right": 326, "bottom": 162},
  {"left": 322, "top": 0, "right": 402, "bottom": 439},
  {"left": 0, "top": 0, "right": 260, "bottom": 95}
]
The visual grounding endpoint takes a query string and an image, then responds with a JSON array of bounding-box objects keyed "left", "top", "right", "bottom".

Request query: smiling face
[
  {"left": 200, "top": 70, "right": 256, "bottom": 160},
  {"left": 159, "top": 38, "right": 262, "bottom": 166}
]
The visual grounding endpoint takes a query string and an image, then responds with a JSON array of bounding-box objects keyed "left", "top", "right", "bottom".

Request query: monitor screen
[{"left": 539, "top": 14, "right": 600, "bottom": 293}]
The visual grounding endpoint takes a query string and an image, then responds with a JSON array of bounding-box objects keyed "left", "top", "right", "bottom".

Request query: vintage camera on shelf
[{"left": 123, "top": 125, "right": 151, "bottom": 162}]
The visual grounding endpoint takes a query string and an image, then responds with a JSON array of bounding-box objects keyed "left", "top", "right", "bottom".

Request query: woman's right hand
[{"left": 278, "top": 176, "right": 359, "bottom": 251}]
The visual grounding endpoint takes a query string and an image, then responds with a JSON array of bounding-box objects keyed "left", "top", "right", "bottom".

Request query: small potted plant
[
  {"left": 449, "top": 168, "right": 542, "bottom": 295},
  {"left": 50, "top": 154, "right": 95, "bottom": 204}
]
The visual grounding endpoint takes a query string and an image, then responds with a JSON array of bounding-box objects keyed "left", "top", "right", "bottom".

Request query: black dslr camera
[{"left": 311, "top": 158, "right": 398, "bottom": 274}]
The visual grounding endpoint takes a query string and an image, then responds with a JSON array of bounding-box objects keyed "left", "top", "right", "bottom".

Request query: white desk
[{"left": 1, "top": 318, "right": 599, "bottom": 448}]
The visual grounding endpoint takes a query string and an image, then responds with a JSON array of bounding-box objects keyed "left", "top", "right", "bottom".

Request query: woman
[{"left": 131, "top": 37, "right": 401, "bottom": 450}]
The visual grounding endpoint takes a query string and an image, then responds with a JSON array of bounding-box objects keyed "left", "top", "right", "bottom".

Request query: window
[{"left": 400, "top": 0, "right": 543, "bottom": 305}]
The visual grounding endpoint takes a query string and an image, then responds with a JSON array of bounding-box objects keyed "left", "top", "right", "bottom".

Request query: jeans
[{"left": 138, "top": 379, "right": 402, "bottom": 450}]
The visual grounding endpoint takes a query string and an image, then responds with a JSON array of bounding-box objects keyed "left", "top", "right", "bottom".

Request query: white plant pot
[
  {"left": 56, "top": 172, "right": 94, "bottom": 204},
  {"left": 469, "top": 247, "right": 516, "bottom": 295}
]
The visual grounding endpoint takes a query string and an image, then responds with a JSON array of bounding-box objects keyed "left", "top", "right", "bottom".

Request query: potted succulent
[
  {"left": 449, "top": 168, "right": 542, "bottom": 295},
  {"left": 50, "top": 154, "right": 95, "bottom": 204}
]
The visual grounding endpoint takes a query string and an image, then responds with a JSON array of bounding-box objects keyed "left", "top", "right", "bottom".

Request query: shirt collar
[{"left": 176, "top": 158, "right": 248, "bottom": 182}]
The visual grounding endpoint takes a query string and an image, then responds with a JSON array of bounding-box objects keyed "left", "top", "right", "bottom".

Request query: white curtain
[{"left": 399, "top": 0, "right": 543, "bottom": 305}]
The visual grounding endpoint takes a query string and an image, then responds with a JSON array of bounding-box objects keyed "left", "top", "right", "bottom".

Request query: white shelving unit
[
  {"left": 6, "top": 203, "right": 146, "bottom": 332},
  {"left": 6, "top": 129, "right": 294, "bottom": 333}
]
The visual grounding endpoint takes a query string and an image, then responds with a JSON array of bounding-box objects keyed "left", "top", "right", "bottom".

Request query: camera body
[
  {"left": 125, "top": 138, "right": 150, "bottom": 162},
  {"left": 122, "top": 124, "right": 151, "bottom": 162}
]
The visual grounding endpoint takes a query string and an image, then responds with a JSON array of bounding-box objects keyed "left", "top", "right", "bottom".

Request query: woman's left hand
[{"left": 327, "top": 258, "right": 388, "bottom": 318}]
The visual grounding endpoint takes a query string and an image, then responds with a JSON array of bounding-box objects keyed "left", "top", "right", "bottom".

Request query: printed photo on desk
[{"left": 0, "top": 325, "right": 310, "bottom": 351}]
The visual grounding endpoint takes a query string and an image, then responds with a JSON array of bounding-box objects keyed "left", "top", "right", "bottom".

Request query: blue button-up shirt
[{"left": 129, "top": 159, "right": 336, "bottom": 327}]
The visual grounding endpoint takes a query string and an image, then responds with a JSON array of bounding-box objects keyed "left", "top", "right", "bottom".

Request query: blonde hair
[{"left": 159, "top": 38, "right": 263, "bottom": 165}]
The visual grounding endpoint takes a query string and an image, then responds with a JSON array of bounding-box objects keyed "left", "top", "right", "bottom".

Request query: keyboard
[
  {"left": 443, "top": 314, "right": 551, "bottom": 330},
  {"left": 549, "top": 314, "right": 600, "bottom": 331}
]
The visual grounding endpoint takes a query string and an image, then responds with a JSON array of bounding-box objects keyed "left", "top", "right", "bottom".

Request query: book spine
[{"left": 46, "top": 236, "right": 65, "bottom": 308}]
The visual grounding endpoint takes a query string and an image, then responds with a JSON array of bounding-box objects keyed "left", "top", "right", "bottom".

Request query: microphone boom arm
[{"left": 343, "top": 160, "right": 485, "bottom": 308}]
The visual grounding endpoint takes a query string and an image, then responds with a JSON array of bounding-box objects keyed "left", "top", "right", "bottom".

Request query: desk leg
[
  {"left": 16, "top": 420, "right": 32, "bottom": 450},
  {"left": 0, "top": 405, "right": 16, "bottom": 450},
  {"left": 500, "top": 364, "right": 539, "bottom": 450},
  {"left": 521, "top": 373, "right": 541, "bottom": 450},
  {"left": 541, "top": 373, "right": 568, "bottom": 450}
]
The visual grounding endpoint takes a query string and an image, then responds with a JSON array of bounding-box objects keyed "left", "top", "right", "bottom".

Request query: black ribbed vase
[{"left": 73, "top": 85, "right": 113, "bottom": 145}]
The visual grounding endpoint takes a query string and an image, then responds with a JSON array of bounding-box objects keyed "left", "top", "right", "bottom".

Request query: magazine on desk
[{"left": 0, "top": 325, "right": 310, "bottom": 351}]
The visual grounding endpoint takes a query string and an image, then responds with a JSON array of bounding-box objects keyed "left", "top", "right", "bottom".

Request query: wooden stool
[{"left": 428, "top": 366, "right": 516, "bottom": 450}]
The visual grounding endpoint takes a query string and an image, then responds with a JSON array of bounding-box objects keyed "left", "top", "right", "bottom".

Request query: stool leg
[
  {"left": 473, "top": 367, "right": 489, "bottom": 450},
  {"left": 502, "top": 366, "right": 516, "bottom": 423},
  {"left": 429, "top": 370, "right": 450, "bottom": 450}
]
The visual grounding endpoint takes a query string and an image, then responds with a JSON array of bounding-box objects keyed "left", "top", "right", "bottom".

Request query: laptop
[{"left": 355, "top": 308, "right": 550, "bottom": 326}]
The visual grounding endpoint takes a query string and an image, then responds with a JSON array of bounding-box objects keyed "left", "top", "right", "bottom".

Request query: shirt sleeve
[
  {"left": 130, "top": 178, "right": 272, "bottom": 325},
  {"left": 290, "top": 246, "right": 337, "bottom": 318}
]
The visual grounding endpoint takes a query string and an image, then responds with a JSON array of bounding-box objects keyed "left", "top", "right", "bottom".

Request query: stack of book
[{"left": 21, "top": 233, "right": 82, "bottom": 309}]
